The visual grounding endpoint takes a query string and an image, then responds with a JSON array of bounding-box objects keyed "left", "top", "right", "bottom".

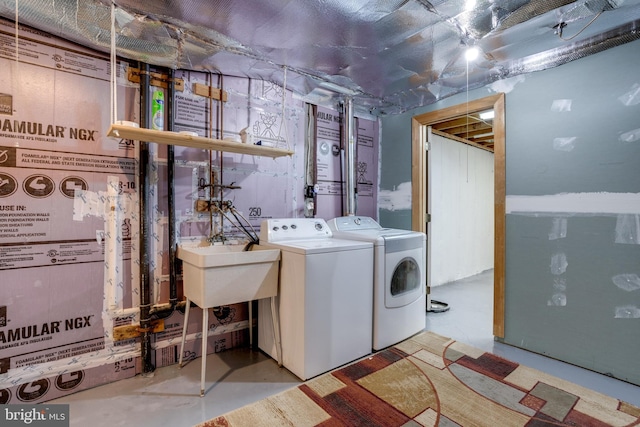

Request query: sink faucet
[
  {"left": 198, "top": 181, "right": 241, "bottom": 190},
  {"left": 207, "top": 233, "right": 227, "bottom": 244}
]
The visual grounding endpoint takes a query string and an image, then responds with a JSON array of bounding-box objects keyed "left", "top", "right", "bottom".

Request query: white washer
[
  {"left": 328, "top": 216, "right": 426, "bottom": 350},
  {"left": 257, "top": 218, "right": 373, "bottom": 381}
]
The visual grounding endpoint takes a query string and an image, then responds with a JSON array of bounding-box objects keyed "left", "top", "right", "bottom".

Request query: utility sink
[{"left": 177, "top": 244, "right": 280, "bottom": 308}]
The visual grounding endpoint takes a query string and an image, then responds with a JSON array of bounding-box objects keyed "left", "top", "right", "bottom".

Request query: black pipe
[
  {"left": 167, "top": 69, "right": 178, "bottom": 308},
  {"left": 139, "top": 62, "right": 155, "bottom": 375}
]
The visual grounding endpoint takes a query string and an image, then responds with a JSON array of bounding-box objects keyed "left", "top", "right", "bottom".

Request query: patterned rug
[{"left": 197, "top": 331, "right": 640, "bottom": 427}]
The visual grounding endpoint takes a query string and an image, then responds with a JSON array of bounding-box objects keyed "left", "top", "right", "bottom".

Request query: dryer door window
[{"left": 390, "top": 257, "right": 420, "bottom": 297}]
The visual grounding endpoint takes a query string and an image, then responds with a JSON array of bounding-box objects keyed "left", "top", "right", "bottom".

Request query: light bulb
[{"left": 465, "top": 47, "right": 479, "bottom": 62}]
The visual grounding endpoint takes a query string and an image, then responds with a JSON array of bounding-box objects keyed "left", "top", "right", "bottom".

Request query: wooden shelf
[{"left": 107, "top": 124, "right": 294, "bottom": 158}]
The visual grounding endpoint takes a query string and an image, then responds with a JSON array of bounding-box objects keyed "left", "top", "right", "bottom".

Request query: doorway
[{"left": 411, "top": 93, "right": 506, "bottom": 337}]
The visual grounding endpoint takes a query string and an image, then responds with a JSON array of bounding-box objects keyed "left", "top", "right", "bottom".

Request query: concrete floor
[
  {"left": 426, "top": 269, "right": 640, "bottom": 408},
  {"left": 50, "top": 269, "right": 640, "bottom": 426}
]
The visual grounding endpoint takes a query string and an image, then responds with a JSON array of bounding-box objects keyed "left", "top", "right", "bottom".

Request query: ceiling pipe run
[{"left": 342, "top": 97, "right": 356, "bottom": 216}]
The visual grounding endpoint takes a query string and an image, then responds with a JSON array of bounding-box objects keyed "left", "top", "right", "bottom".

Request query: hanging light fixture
[{"left": 465, "top": 46, "right": 480, "bottom": 62}]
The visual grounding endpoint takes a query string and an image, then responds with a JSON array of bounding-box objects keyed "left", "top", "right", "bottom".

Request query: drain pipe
[
  {"left": 139, "top": 62, "right": 155, "bottom": 375},
  {"left": 167, "top": 70, "right": 178, "bottom": 308},
  {"left": 146, "top": 70, "right": 185, "bottom": 319},
  {"left": 342, "top": 97, "right": 356, "bottom": 216},
  {"left": 218, "top": 75, "right": 225, "bottom": 232}
]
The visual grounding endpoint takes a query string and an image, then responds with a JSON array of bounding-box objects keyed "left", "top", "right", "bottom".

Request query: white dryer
[
  {"left": 328, "top": 216, "right": 426, "bottom": 350},
  {"left": 257, "top": 218, "right": 373, "bottom": 380}
]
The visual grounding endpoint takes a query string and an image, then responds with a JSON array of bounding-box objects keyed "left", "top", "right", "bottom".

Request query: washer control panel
[
  {"left": 328, "top": 216, "right": 382, "bottom": 231},
  {"left": 260, "top": 218, "right": 332, "bottom": 242}
]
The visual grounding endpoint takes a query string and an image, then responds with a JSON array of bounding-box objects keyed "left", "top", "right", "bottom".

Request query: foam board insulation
[
  {"left": 0, "top": 17, "right": 381, "bottom": 403},
  {"left": 0, "top": 20, "right": 142, "bottom": 404},
  {"left": 0, "top": 20, "right": 287, "bottom": 403},
  {"left": 314, "top": 106, "right": 378, "bottom": 220}
]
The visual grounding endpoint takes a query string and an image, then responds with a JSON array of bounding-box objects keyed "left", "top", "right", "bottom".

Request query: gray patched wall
[
  {"left": 380, "top": 38, "right": 640, "bottom": 385},
  {"left": 503, "top": 38, "right": 640, "bottom": 385}
]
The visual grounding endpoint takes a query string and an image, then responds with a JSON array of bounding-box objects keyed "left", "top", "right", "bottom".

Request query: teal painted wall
[{"left": 380, "top": 38, "right": 640, "bottom": 385}]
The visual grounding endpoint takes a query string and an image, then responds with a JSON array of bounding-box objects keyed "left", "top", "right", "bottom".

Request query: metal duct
[
  {"left": 304, "top": 104, "right": 317, "bottom": 218},
  {"left": 342, "top": 97, "right": 356, "bottom": 216},
  {"left": 497, "top": 0, "right": 576, "bottom": 31},
  {"left": 505, "top": 19, "right": 640, "bottom": 76}
]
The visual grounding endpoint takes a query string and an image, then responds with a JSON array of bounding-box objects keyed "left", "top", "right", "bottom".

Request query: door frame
[{"left": 411, "top": 93, "right": 506, "bottom": 337}]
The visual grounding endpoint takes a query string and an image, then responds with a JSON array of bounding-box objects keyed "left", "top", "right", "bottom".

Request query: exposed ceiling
[
  {"left": 431, "top": 110, "right": 495, "bottom": 151},
  {"left": 1, "top": 0, "right": 639, "bottom": 116}
]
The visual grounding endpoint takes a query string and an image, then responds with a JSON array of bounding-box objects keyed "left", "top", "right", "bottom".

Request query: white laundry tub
[{"left": 177, "top": 243, "right": 280, "bottom": 308}]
